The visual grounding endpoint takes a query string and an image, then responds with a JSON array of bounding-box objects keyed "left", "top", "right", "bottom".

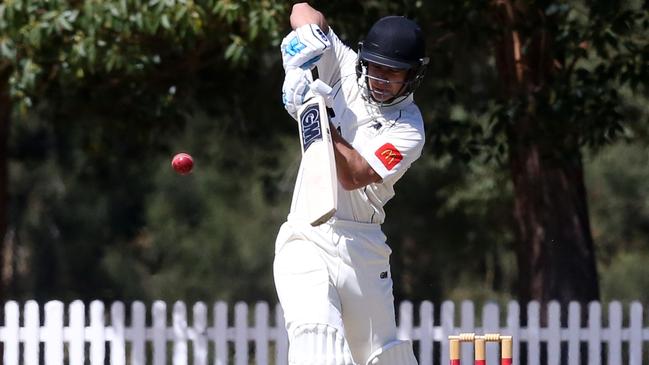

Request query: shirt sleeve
[
  {"left": 316, "top": 27, "right": 358, "bottom": 87},
  {"left": 356, "top": 121, "right": 425, "bottom": 184}
]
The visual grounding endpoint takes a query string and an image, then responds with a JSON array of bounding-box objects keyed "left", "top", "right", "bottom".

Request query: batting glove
[
  {"left": 282, "top": 68, "right": 312, "bottom": 120},
  {"left": 281, "top": 24, "right": 331, "bottom": 71}
]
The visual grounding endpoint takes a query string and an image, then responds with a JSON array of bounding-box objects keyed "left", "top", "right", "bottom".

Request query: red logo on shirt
[{"left": 375, "top": 143, "right": 403, "bottom": 171}]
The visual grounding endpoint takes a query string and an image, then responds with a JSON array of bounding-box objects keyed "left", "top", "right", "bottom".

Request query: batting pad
[
  {"left": 289, "top": 323, "right": 356, "bottom": 365},
  {"left": 365, "top": 340, "right": 418, "bottom": 365}
]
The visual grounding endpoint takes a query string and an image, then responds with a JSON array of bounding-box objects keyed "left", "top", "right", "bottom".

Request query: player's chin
[{"left": 370, "top": 90, "right": 392, "bottom": 102}]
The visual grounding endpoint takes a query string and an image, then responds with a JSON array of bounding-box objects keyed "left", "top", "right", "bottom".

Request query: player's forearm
[
  {"left": 290, "top": 3, "right": 329, "bottom": 32},
  {"left": 331, "top": 126, "right": 380, "bottom": 190}
]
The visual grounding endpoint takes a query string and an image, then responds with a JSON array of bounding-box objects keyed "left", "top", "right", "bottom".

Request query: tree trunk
[
  {"left": 507, "top": 118, "right": 600, "bottom": 310},
  {"left": 493, "top": 0, "right": 600, "bottom": 315},
  {"left": 0, "top": 72, "right": 10, "bottom": 302}
]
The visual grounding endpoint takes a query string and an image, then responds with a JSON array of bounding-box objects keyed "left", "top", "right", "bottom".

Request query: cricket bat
[{"left": 296, "top": 80, "right": 337, "bottom": 226}]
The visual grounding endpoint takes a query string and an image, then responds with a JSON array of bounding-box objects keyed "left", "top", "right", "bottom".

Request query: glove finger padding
[
  {"left": 281, "top": 24, "right": 331, "bottom": 71},
  {"left": 282, "top": 68, "right": 312, "bottom": 120}
]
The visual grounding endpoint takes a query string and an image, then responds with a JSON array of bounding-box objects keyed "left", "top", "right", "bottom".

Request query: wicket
[{"left": 448, "top": 333, "right": 513, "bottom": 365}]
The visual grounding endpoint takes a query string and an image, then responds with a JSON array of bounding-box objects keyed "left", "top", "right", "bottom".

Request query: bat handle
[{"left": 309, "top": 79, "right": 333, "bottom": 106}]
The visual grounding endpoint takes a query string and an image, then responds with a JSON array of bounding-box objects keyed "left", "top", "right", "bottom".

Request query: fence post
[
  {"left": 193, "top": 302, "right": 208, "bottom": 365},
  {"left": 440, "top": 301, "right": 455, "bottom": 364},
  {"left": 24, "top": 300, "right": 40, "bottom": 365},
  {"left": 173, "top": 301, "right": 188, "bottom": 365},
  {"left": 629, "top": 301, "right": 643, "bottom": 365},
  {"left": 398, "top": 301, "right": 414, "bottom": 341},
  {"left": 111, "top": 301, "right": 126, "bottom": 365},
  {"left": 418, "top": 301, "right": 434, "bottom": 365},
  {"left": 608, "top": 301, "right": 622, "bottom": 365},
  {"left": 69, "top": 301, "right": 85, "bottom": 365},
  {"left": 152, "top": 301, "right": 167, "bottom": 365},
  {"left": 482, "top": 301, "right": 499, "bottom": 364},
  {"left": 506, "top": 301, "right": 520, "bottom": 365},
  {"left": 89, "top": 301, "right": 106, "bottom": 365},
  {"left": 547, "top": 301, "right": 561, "bottom": 365},
  {"left": 3, "top": 301, "right": 19, "bottom": 365},
  {"left": 254, "top": 302, "right": 270, "bottom": 365},
  {"left": 131, "top": 301, "right": 146, "bottom": 365},
  {"left": 460, "top": 300, "right": 475, "bottom": 362},
  {"left": 44, "top": 301, "right": 64, "bottom": 365},
  {"left": 214, "top": 301, "right": 228, "bottom": 365},
  {"left": 567, "top": 302, "right": 581, "bottom": 365},
  {"left": 527, "top": 301, "right": 540, "bottom": 365},
  {"left": 234, "top": 302, "right": 249, "bottom": 365},
  {"left": 588, "top": 301, "right": 602, "bottom": 365}
]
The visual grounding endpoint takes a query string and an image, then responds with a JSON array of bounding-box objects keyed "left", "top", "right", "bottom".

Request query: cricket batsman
[{"left": 274, "top": 3, "right": 429, "bottom": 364}]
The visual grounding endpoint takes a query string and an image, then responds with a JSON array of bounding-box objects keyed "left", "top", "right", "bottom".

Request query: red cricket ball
[{"left": 172, "top": 152, "right": 194, "bottom": 175}]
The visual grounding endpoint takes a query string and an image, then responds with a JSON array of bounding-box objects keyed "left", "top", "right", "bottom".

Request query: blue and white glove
[
  {"left": 281, "top": 24, "right": 331, "bottom": 71},
  {"left": 282, "top": 68, "right": 311, "bottom": 120}
]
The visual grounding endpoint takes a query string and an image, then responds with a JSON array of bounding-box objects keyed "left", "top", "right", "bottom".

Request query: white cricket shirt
[{"left": 289, "top": 28, "right": 425, "bottom": 225}]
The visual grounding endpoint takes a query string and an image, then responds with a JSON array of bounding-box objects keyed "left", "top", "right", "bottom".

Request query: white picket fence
[{"left": 0, "top": 299, "right": 647, "bottom": 364}]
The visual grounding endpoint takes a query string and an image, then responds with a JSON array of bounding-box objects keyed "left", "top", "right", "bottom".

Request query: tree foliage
[
  {"left": 1, "top": 0, "right": 287, "bottom": 111},
  {"left": 3, "top": 0, "right": 649, "bottom": 306},
  {"left": 3, "top": 0, "right": 289, "bottom": 301}
]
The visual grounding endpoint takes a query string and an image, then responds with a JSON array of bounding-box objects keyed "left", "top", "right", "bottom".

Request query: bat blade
[{"left": 296, "top": 95, "right": 337, "bottom": 226}]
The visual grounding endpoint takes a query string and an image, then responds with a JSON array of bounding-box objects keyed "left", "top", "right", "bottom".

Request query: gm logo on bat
[{"left": 300, "top": 103, "right": 323, "bottom": 152}]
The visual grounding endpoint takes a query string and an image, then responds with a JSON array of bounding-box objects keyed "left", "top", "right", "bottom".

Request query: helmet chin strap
[{"left": 370, "top": 90, "right": 409, "bottom": 106}]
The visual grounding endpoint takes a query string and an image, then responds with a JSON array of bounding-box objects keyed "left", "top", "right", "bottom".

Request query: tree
[
  {"left": 315, "top": 0, "right": 646, "bottom": 311},
  {"left": 414, "top": 0, "right": 648, "bottom": 312},
  {"left": 0, "top": 0, "right": 287, "bottom": 300},
  {"left": 5, "top": 0, "right": 648, "bottom": 309}
]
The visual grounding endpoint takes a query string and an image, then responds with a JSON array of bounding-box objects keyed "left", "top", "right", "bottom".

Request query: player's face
[{"left": 366, "top": 63, "right": 409, "bottom": 102}]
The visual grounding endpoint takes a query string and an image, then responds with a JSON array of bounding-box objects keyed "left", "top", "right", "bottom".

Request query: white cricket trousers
[{"left": 273, "top": 218, "right": 398, "bottom": 364}]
